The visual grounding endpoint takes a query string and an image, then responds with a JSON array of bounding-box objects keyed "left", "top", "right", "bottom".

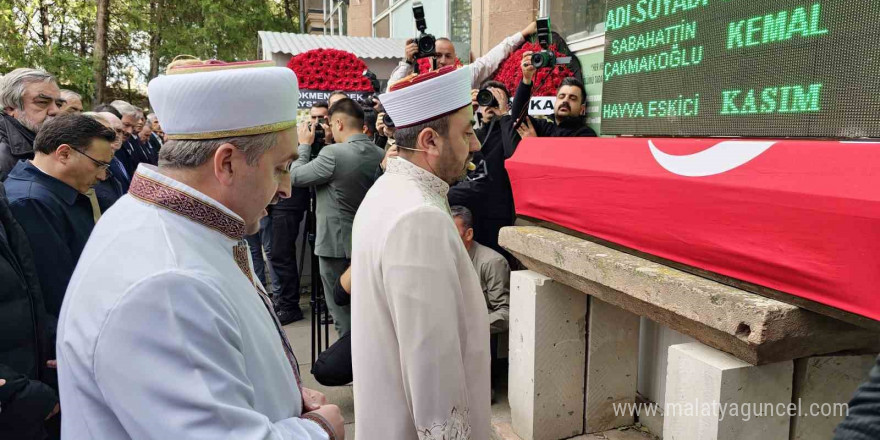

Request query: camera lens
[
  {"left": 531, "top": 51, "right": 556, "bottom": 69},
  {"left": 383, "top": 113, "right": 395, "bottom": 128},
  {"left": 418, "top": 34, "right": 436, "bottom": 56},
  {"left": 476, "top": 89, "right": 499, "bottom": 108}
]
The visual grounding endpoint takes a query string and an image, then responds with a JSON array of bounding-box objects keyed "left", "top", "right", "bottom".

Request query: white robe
[
  {"left": 351, "top": 157, "right": 491, "bottom": 440},
  {"left": 56, "top": 165, "right": 330, "bottom": 440}
]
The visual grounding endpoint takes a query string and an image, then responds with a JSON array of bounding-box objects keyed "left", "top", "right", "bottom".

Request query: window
[
  {"left": 375, "top": 16, "right": 390, "bottom": 38},
  {"left": 375, "top": 0, "right": 390, "bottom": 16},
  {"left": 449, "top": 0, "right": 471, "bottom": 48},
  {"left": 549, "top": 0, "right": 607, "bottom": 41},
  {"left": 324, "top": 0, "right": 346, "bottom": 35}
]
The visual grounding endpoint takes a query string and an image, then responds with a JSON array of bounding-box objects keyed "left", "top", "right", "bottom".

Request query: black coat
[
  {"left": 0, "top": 113, "right": 36, "bottom": 182},
  {"left": 0, "top": 184, "right": 58, "bottom": 439},
  {"left": 834, "top": 354, "right": 880, "bottom": 440},
  {"left": 94, "top": 157, "right": 130, "bottom": 212},
  {"left": 449, "top": 117, "right": 516, "bottom": 219}
]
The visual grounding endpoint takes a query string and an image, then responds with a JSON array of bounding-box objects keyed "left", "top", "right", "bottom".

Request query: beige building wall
[
  {"left": 347, "top": 0, "right": 537, "bottom": 56},
  {"left": 348, "top": 0, "right": 373, "bottom": 37},
  {"left": 471, "top": 0, "right": 537, "bottom": 58}
]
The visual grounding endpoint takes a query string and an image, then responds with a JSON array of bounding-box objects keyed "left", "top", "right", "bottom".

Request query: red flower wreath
[
  {"left": 490, "top": 41, "right": 573, "bottom": 97},
  {"left": 415, "top": 56, "right": 464, "bottom": 74},
  {"left": 286, "top": 49, "right": 373, "bottom": 91}
]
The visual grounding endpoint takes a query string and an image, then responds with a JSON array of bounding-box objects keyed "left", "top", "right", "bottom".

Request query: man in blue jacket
[{"left": 4, "top": 114, "right": 115, "bottom": 319}]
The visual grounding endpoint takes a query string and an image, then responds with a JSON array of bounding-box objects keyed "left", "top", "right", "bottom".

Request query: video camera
[
  {"left": 530, "top": 17, "right": 571, "bottom": 69},
  {"left": 412, "top": 2, "right": 435, "bottom": 72}
]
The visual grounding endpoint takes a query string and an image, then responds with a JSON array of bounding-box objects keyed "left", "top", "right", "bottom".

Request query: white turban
[{"left": 148, "top": 60, "right": 299, "bottom": 140}]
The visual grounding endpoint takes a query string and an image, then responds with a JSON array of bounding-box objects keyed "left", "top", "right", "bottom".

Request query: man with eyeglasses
[
  {"left": 90, "top": 112, "right": 132, "bottom": 211},
  {"left": 4, "top": 113, "right": 115, "bottom": 322},
  {"left": 386, "top": 21, "right": 537, "bottom": 91},
  {"left": 0, "top": 68, "right": 62, "bottom": 181}
]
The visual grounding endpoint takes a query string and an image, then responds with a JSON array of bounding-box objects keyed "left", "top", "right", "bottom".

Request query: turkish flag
[{"left": 507, "top": 137, "right": 880, "bottom": 323}]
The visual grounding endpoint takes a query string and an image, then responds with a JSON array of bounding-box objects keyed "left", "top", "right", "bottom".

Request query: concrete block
[
  {"left": 509, "top": 270, "right": 587, "bottom": 440},
  {"left": 499, "top": 226, "right": 880, "bottom": 365},
  {"left": 790, "top": 354, "right": 877, "bottom": 440},
  {"left": 638, "top": 318, "right": 697, "bottom": 407},
  {"left": 635, "top": 397, "right": 664, "bottom": 438},
  {"left": 585, "top": 297, "right": 640, "bottom": 433},
  {"left": 663, "top": 343, "right": 793, "bottom": 440}
]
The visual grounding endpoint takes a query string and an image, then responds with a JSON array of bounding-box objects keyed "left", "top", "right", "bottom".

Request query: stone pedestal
[
  {"left": 585, "top": 297, "right": 640, "bottom": 433},
  {"left": 509, "top": 270, "right": 587, "bottom": 440},
  {"left": 664, "top": 343, "right": 793, "bottom": 440},
  {"left": 791, "top": 354, "right": 877, "bottom": 440}
]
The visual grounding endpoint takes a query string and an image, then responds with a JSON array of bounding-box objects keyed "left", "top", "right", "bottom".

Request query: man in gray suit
[{"left": 291, "top": 98, "right": 384, "bottom": 336}]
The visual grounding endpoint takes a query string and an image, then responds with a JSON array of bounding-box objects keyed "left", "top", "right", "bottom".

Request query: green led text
[
  {"left": 720, "top": 84, "right": 823, "bottom": 115},
  {"left": 727, "top": 3, "right": 829, "bottom": 50}
]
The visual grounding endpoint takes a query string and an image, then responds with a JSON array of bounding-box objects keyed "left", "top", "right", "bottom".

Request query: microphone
[{"left": 396, "top": 146, "right": 477, "bottom": 171}]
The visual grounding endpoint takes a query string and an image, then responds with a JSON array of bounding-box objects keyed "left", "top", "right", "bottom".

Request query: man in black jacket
[
  {"left": 0, "top": 184, "right": 60, "bottom": 439},
  {"left": 0, "top": 68, "right": 62, "bottom": 181},
  {"left": 449, "top": 81, "right": 517, "bottom": 259},
  {"left": 509, "top": 51, "right": 597, "bottom": 141}
]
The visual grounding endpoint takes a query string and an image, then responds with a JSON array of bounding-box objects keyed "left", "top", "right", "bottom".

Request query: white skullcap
[
  {"left": 380, "top": 66, "right": 472, "bottom": 128},
  {"left": 148, "top": 60, "right": 299, "bottom": 140}
]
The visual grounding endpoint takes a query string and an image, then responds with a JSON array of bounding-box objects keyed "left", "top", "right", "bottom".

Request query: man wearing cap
[
  {"left": 55, "top": 60, "right": 344, "bottom": 440},
  {"left": 351, "top": 65, "right": 489, "bottom": 439}
]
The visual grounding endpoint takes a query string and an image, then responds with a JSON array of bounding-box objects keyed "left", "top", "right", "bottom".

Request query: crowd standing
[{"left": 1, "top": 23, "right": 876, "bottom": 440}]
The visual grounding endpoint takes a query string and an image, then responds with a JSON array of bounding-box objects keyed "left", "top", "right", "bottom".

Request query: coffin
[{"left": 507, "top": 137, "right": 880, "bottom": 327}]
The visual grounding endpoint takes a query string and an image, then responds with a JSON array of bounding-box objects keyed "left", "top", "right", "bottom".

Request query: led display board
[{"left": 600, "top": 0, "right": 880, "bottom": 138}]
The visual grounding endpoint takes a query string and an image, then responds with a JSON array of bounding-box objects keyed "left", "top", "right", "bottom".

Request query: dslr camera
[
  {"left": 310, "top": 116, "right": 327, "bottom": 159},
  {"left": 530, "top": 17, "right": 571, "bottom": 69},
  {"left": 412, "top": 2, "right": 436, "bottom": 65},
  {"left": 477, "top": 89, "right": 500, "bottom": 108}
]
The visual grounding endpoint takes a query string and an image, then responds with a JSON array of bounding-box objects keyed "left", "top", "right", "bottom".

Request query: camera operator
[
  {"left": 290, "top": 98, "right": 384, "bottom": 337},
  {"left": 267, "top": 101, "right": 331, "bottom": 325},
  {"left": 328, "top": 90, "right": 348, "bottom": 108},
  {"left": 388, "top": 21, "right": 538, "bottom": 90},
  {"left": 510, "top": 51, "right": 597, "bottom": 141},
  {"left": 448, "top": 81, "right": 516, "bottom": 260}
]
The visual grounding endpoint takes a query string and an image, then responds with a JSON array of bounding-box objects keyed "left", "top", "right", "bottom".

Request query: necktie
[{"left": 85, "top": 188, "right": 102, "bottom": 222}]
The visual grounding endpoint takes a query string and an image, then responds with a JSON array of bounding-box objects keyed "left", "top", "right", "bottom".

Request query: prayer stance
[
  {"left": 55, "top": 60, "right": 343, "bottom": 440},
  {"left": 351, "top": 65, "right": 490, "bottom": 439}
]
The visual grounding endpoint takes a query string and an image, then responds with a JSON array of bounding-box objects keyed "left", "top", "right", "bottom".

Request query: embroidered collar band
[
  {"left": 128, "top": 165, "right": 246, "bottom": 240},
  {"left": 385, "top": 157, "right": 450, "bottom": 196}
]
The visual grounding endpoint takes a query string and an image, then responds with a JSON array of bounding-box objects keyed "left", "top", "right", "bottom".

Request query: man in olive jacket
[
  {"left": 290, "top": 98, "right": 384, "bottom": 337},
  {"left": 0, "top": 184, "right": 59, "bottom": 439}
]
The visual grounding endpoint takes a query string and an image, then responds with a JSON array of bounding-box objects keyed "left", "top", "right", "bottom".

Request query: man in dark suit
[
  {"left": 146, "top": 113, "right": 163, "bottom": 164},
  {"left": 90, "top": 112, "right": 130, "bottom": 211},
  {"left": 4, "top": 114, "right": 115, "bottom": 319},
  {"left": 290, "top": 98, "right": 384, "bottom": 336},
  {"left": 109, "top": 101, "right": 150, "bottom": 176},
  {"left": 268, "top": 103, "right": 326, "bottom": 325}
]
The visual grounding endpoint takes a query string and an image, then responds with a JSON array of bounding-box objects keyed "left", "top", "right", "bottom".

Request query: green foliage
[{"left": 0, "top": 0, "right": 300, "bottom": 104}]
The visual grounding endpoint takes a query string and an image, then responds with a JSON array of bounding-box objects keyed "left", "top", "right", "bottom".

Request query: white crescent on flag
[{"left": 648, "top": 140, "right": 776, "bottom": 177}]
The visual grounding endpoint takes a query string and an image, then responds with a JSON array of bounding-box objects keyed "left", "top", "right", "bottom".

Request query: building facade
[{"left": 326, "top": 0, "right": 608, "bottom": 132}]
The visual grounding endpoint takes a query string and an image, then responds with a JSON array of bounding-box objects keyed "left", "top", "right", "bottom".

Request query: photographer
[
  {"left": 510, "top": 51, "right": 597, "bottom": 140},
  {"left": 448, "top": 81, "right": 516, "bottom": 259},
  {"left": 267, "top": 102, "right": 331, "bottom": 325},
  {"left": 388, "top": 21, "right": 537, "bottom": 90},
  {"left": 290, "top": 98, "right": 384, "bottom": 337}
]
